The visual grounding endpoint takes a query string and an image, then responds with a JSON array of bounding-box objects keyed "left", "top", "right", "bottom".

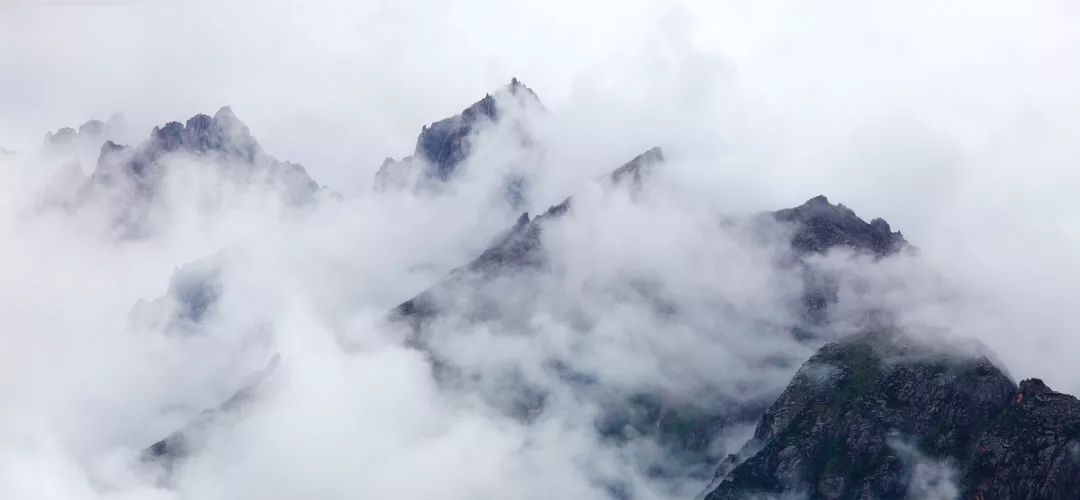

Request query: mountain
[
  {"left": 82, "top": 107, "right": 318, "bottom": 231},
  {"left": 769, "top": 195, "right": 910, "bottom": 328},
  {"left": 43, "top": 113, "right": 125, "bottom": 152},
  {"left": 129, "top": 83, "right": 1076, "bottom": 500},
  {"left": 773, "top": 195, "right": 907, "bottom": 258},
  {"left": 704, "top": 330, "right": 1080, "bottom": 500},
  {"left": 389, "top": 146, "right": 666, "bottom": 336},
  {"left": 145, "top": 143, "right": 917, "bottom": 482},
  {"left": 128, "top": 257, "right": 223, "bottom": 336},
  {"left": 142, "top": 354, "right": 281, "bottom": 478},
  {"left": 393, "top": 183, "right": 908, "bottom": 339},
  {"left": 373, "top": 77, "right": 542, "bottom": 193},
  {"left": 381, "top": 143, "right": 917, "bottom": 485}
]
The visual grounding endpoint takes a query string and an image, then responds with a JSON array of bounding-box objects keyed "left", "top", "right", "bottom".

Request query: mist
[{"left": 2, "top": 1, "right": 1080, "bottom": 499}]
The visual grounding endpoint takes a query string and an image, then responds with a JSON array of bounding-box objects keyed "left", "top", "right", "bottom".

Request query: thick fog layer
[{"left": 2, "top": 1, "right": 1079, "bottom": 499}]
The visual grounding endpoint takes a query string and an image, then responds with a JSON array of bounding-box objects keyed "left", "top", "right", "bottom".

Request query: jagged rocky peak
[
  {"left": 606, "top": 146, "right": 664, "bottom": 188},
  {"left": 705, "top": 330, "right": 1080, "bottom": 499},
  {"left": 374, "top": 77, "right": 543, "bottom": 190},
  {"left": 963, "top": 377, "right": 1080, "bottom": 499},
  {"left": 147, "top": 106, "right": 259, "bottom": 162},
  {"left": 142, "top": 353, "right": 281, "bottom": 475},
  {"left": 389, "top": 146, "right": 667, "bottom": 331},
  {"left": 773, "top": 194, "right": 908, "bottom": 256},
  {"left": 89, "top": 106, "right": 317, "bottom": 199},
  {"left": 44, "top": 113, "right": 125, "bottom": 149},
  {"left": 418, "top": 77, "right": 540, "bottom": 180}
]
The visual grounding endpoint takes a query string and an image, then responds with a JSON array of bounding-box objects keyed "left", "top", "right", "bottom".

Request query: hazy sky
[
  {"left": 3, "top": 0, "right": 1077, "bottom": 210},
  {"left": 2, "top": 2, "right": 1080, "bottom": 499}
]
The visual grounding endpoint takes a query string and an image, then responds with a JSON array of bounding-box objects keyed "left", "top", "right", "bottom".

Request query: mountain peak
[
  {"left": 145, "top": 107, "right": 259, "bottom": 162},
  {"left": 773, "top": 195, "right": 908, "bottom": 256},
  {"left": 708, "top": 331, "right": 1080, "bottom": 499},
  {"left": 606, "top": 146, "right": 664, "bottom": 188},
  {"left": 375, "top": 79, "right": 545, "bottom": 190},
  {"left": 84, "top": 108, "right": 317, "bottom": 222}
]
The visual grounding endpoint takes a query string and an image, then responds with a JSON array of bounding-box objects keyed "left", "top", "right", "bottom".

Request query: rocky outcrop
[
  {"left": 128, "top": 257, "right": 223, "bottom": 336},
  {"left": 373, "top": 78, "right": 542, "bottom": 192},
  {"left": 389, "top": 146, "right": 664, "bottom": 335},
  {"left": 385, "top": 145, "right": 920, "bottom": 489},
  {"left": 704, "top": 331, "right": 1080, "bottom": 500},
  {"left": 88, "top": 107, "right": 316, "bottom": 199},
  {"left": 766, "top": 195, "right": 911, "bottom": 327},
  {"left": 772, "top": 195, "right": 907, "bottom": 258},
  {"left": 393, "top": 185, "right": 904, "bottom": 338},
  {"left": 962, "top": 379, "right": 1080, "bottom": 499},
  {"left": 79, "top": 107, "right": 318, "bottom": 233}
]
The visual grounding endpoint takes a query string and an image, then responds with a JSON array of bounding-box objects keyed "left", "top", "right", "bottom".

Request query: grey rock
[
  {"left": 83, "top": 107, "right": 318, "bottom": 232},
  {"left": 374, "top": 78, "right": 542, "bottom": 192},
  {"left": 128, "top": 257, "right": 223, "bottom": 335},
  {"left": 963, "top": 379, "right": 1080, "bottom": 499},
  {"left": 772, "top": 195, "right": 908, "bottom": 258},
  {"left": 704, "top": 331, "right": 1080, "bottom": 500},
  {"left": 386, "top": 149, "right": 918, "bottom": 486}
]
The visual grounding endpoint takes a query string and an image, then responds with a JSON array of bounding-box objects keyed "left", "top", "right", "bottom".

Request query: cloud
[
  {"left": 889, "top": 437, "right": 960, "bottom": 500},
  {"left": 2, "top": 1, "right": 1080, "bottom": 499}
]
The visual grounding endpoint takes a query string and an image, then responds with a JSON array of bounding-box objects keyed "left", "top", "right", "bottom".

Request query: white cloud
[{"left": 2, "top": 1, "right": 1080, "bottom": 499}]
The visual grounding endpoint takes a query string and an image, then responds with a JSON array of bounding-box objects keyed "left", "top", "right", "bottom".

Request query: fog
[{"left": 2, "top": 1, "right": 1080, "bottom": 499}]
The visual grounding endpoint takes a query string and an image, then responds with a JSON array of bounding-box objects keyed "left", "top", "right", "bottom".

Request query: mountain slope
[
  {"left": 381, "top": 145, "right": 913, "bottom": 486},
  {"left": 373, "top": 78, "right": 542, "bottom": 193},
  {"left": 81, "top": 107, "right": 318, "bottom": 232},
  {"left": 704, "top": 331, "right": 1080, "bottom": 500}
]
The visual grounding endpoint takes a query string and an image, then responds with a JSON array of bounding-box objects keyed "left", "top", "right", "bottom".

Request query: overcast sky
[
  {"left": 2, "top": 2, "right": 1080, "bottom": 499},
  {"left": 3, "top": 0, "right": 1077, "bottom": 213}
]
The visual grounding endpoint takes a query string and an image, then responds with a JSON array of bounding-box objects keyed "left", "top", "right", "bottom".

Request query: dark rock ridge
[
  {"left": 394, "top": 186, "right": 906, "bottom": 337},
  {"left": 135, "top": 256, "right": 280, "bottom": 472},
  {"left": 385, "top": 146, "right": 919, "bottom": 488},
  {"left": 962, "top": 378, "right": 1080, "bottom": 499},
  {"left": 142, "top": 354, "right": 280, "bottom": 476},
  {"left": 86, "top": 106, "right": 318, "bottom": 208},
  {"left": 768, "top": 195, "right": 910, "bottom": 328},
  {"left": 606, "top": 147, "right": 665, "bottom": 190},
  {"left": 704, "top": 331, "right": 1080, "bottom": 500},
  {"left": 773, "top": 195, "right": 907, "bottom": 258},
  {"left": 374, "top": 78, "right": 542, "bottom": 191},
  {"left": 389, "top": 146, "right": 665, "bottom": 336}
]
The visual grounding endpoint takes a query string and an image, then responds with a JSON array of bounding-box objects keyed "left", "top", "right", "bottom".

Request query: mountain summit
[
  {"left": 705, "top": 330, "right": 1080, "bottom": 500},
  {"left": 374, "top": 78, "right": 543, "bottom": 191},
  {"left": 78, "top": 107, "right": 319, "bottom": 232}
]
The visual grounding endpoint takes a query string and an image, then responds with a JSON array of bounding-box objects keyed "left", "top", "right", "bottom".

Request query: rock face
[
  {"left": 767, "top": 195, "right": 911, "bottom": 327},
  {"left": 373, "top": 78, "right": 542, "bottom": 192},
  {"left": 962, "top": 379, "right": 1080, "bottom": 499},
  {"left": 704, "top": 331, "right": 1080, "bottom": 500},
  {"left": 772, "top": 195, "right": 907, "bottom": 258},
  {"left": 86, "top": 107, "right": 318, "bottom": 211},
  {"left": 394, "top": 188, "right": 904, "bottom": 334},
  {"left": 385, "top": 145, "right": 921, "bottom": 488}
]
